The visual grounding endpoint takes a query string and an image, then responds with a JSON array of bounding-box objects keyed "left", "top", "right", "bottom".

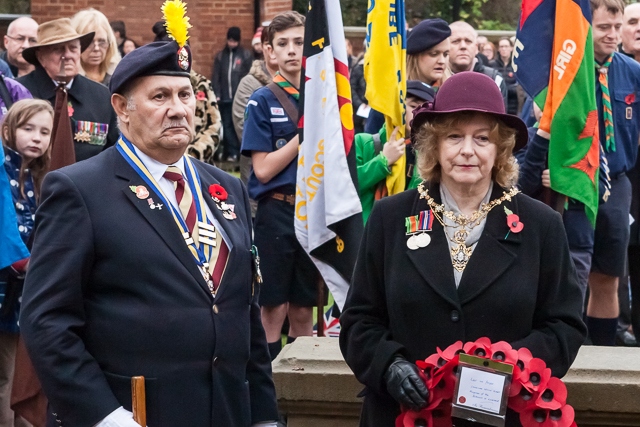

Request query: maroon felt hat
[{"left": 411, "top": 71, "right": 528, "bottom": 151}]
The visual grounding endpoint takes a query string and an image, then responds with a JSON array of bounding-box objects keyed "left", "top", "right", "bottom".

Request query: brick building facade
[{"left": 24, "top": 0, "right": 292, "bottom": 81}]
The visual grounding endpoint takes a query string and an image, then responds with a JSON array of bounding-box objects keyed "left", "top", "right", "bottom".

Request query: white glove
[
  {"left": 94, "top": 407, "right": 144, "bottom": 427},
  {"left": 252, "top": 423, "right": 278, "bottom": 427}
]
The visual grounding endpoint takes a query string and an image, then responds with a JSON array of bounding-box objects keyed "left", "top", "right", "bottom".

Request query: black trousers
[{"left": 219, "top": 100, "right": 240, "bottom": 158}]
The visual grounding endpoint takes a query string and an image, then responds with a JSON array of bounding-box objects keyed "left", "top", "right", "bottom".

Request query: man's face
[
  {"left": 227, "top": 39, "right": 239, "bottom": 49},
  {"left": 36, "top": 40, "right": 82, "bottom": 79},
  {"left": 120, "top": 75, "right": 196, "bottom": 161},
  {"left": 592, "top": 7, "right": 623, "bottom": 62},
  {"left": 449, "top": 25, "right": 478, "bottom": 72},
  {"left": 622, "top": 4, "right": 640, "bottom": 55},
  {"left": 267, "top": 26, "right": 304, "bottom": 76},
  {"left": 4, "top": 18, "right": 38, "bottom": 68}
]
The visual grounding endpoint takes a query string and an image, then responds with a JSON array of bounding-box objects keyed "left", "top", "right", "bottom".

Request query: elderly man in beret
[
  {"left": 18, "top": 18, "right": 119, "bottom": 161},
  {"left": 19, "top": 30, "right": 278, "bottom": 427}
]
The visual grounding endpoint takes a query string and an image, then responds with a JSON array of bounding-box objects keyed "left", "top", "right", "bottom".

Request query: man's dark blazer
[
  {"left": 17, "top": 66, "right": 119, "bottom": 161},
  {"left": 339, "top": 181, "right": 587, "bottom": 427},
  {"left": 20, "top": 146, "right": 278, "bottom": 427}
]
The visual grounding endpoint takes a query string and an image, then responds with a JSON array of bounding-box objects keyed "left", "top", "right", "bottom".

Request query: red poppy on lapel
[
  {"left": 625, "top": 93, "right": 636, "bottom": 105},
  {"left": 209, "top": 184, "right": 228, "bottom": 201},
  {"left": 67, "top": 102, "right": 74, "bottom": 117},
  {"left": 196, "top": 91, "right": 206, "bottom": 101}
]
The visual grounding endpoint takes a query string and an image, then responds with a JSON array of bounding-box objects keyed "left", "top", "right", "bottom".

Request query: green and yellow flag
[{"left": 364, "top": 0, "right": 406, "bottom": 195}]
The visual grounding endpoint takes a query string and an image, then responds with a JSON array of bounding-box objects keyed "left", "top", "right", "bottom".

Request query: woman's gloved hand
[{"left": 383, "top": 355, "right": 429, "bottom": 411}]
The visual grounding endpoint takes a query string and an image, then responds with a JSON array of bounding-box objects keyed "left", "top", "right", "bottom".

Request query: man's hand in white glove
[{"left": 94, "top": 407, "right": 144, "bottom": 427}]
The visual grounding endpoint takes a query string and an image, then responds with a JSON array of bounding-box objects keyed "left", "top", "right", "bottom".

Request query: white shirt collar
[
  {"left": 132, "top": 145, "right": 186, "bottom": 182},
  {"left": 50, "top": 78, "right": 74, "bottom": 90}
]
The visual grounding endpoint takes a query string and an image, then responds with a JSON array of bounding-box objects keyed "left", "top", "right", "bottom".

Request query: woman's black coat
[{"left": 339, "top": 181, "right": 587, "bottom": 426}]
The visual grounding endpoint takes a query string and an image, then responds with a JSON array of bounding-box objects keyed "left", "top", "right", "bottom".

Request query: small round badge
[
  {"left": 275, "top": 138, "right": 287, "bottom": 150},
  {"left": 135, "top": 185, "right": 150, "bottom": 199}
]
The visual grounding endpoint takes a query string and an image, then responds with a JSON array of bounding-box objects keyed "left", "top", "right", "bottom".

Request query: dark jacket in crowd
[
  {"left": 350, "top": 56, "right": 367, "bottom": 134},
  {"left": 340, "top": 181, "right": 586, "bottom": 427},
  {"left": 18, "top": 66, "right": 118, "bottom": 161},
  {"left": 0, "top": 51, "right": 18, "bottom": 77},
  {"left": 491, "top": 56, "right": 519, "bottom": 115},
  {"left": 211, "top": 46, "right": 253, "bottom": 102},
  {"left": 473, "top": 60, "right": 508, "bottom": 109}
]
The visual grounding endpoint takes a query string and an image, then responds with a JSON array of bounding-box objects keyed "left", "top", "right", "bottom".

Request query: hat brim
[
  {"left": 23, "top": 31, "right": 95, "bottom": 66},
  {"left": 411, "top": 107, "right": 529, "bottom": 152}
]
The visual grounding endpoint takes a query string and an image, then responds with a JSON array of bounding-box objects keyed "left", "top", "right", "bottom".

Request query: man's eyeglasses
[
  {"left": 6, "top": 34, "right": 38, "bottom": 45},
  {"left": 90, "top": 39, "right": 110, "bottom": 49}
]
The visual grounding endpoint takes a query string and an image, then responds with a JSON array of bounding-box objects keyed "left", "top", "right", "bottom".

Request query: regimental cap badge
[{"left": 177, "top": 46, "right": 190, "bottom": 71}]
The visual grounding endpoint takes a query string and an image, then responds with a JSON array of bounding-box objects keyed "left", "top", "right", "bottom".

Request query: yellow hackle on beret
[{"left": 162, "top": 0, "right": 191, "bottom": 48}]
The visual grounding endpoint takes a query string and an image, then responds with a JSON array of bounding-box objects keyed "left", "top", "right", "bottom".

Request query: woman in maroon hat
[{"left": 340, "top": 72, "right": 586, "bottom": 427}]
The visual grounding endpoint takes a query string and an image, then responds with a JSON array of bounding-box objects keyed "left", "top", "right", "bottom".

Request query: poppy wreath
[{"left": 395, "top": 338, "right": 577, "bottom": 427}]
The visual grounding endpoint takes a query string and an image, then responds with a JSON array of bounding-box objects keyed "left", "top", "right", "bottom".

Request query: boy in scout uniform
[{"left": 241, "top": 11, "right": 320, "bottom": 360}]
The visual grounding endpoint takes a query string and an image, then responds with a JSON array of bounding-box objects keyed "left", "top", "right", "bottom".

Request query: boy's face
[
  {"left": 405, "top": 96, "right": 424, "bottom": 134},
  {"left": 267, "top": 26, "right": 304, "bottom": 75}
]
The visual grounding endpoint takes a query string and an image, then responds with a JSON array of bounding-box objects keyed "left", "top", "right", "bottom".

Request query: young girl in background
[{"left": 0, "top": 99, "right": 53, "bottom": 425}]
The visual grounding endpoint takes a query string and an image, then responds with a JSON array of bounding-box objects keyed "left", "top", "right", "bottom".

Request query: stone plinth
[{"left": 272, "top": 337, "right": 640, "bottom": 427}]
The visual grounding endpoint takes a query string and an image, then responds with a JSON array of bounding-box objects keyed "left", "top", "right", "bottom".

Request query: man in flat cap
[
  {"left": 20, "top": 27, "right": 278, "bottom": 427},
  {"left": 18, "top": 18, "right": 119, "bottom": 161}
]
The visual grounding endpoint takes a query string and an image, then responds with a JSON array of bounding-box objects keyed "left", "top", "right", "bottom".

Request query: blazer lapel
[
  {"left": 456, "top": 184, "right": 520, "bottom": 304},
  {"left": 405, "top": 182, "right": 460, "bottom": 307},
  {"left": 196, "top": 165, "right": 245, "bottom": 298},
  {"left": 113, "top": 151, "right": 212, "bottom": 296}
]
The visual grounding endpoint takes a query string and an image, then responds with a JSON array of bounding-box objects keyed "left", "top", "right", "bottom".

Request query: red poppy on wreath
[
  {"left": 534, "top": 377, "right": 567, "bottom": 410},
  {"left": 196, "top": 91, "right": 206, "bottom": 101},
  {"left": 519, "top": 403, "right": 575, "bottom": 427},
  {"left": 521, "top": 358, "right": 552, "bottom": 393},
  {"left": 509, "top": 385, "right": 537, "bottom": 413},
  {"left": 510, "top": 347, "right": 535, "bottom": 398},
  {"left": 504, "top": 206, "right": 524, "bottom": 233},
  {"left": 437, "top": 341, "right": 464, "bottom": 362},
  {"left": 209, "top": 184, "right": 228, "bottom": 201},
  {"left": 463, "top": 337, "right": 492, "bottom": 358},
  {"left": 395, "top": 397, "right": 447, "bottom": 427},
  {"left": 490, "top": 341, "right": 518, "bottom": 365}
]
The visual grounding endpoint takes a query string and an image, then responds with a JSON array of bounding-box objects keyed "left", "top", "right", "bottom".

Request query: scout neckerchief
[
  {"left": 597, "top": 54, "right": 615, "bottom": 153},
  {"left": 116, "top": 136, "right": 221, "bottom": 295},
  {"left": 596, "top": 54, "right": 614, "bottom": 201},
  {"left": 273, "top": 72, "right": 300, "bottom": 100}
]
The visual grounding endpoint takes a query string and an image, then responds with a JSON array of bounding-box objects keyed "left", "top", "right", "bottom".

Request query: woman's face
[
  {"left": 123, "top": 39, "right": 136, "bottom": 55},
  {"left": 417, "top": 38, "right": 450, "bottom": 83},
  {"left": 82, "top": 27, "right": 109, "bottom": 67},
  {"left": 482, "top": 45, "right": 494, "bottom": 60},
  {"left": 437, "top": 113, "right": 497, "bottom": 191},
  {"left": 11, "top": 110, "right": 53, "bottom": 161}
]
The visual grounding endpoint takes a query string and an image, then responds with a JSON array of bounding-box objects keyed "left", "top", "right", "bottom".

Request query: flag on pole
[
  {"left": 295, "top": 0, "right": 363, "bottom": 311},
  {"left": 364, "top": 0, "right": 407, "bottom": 195},
  {"left": 514, "top": 0, "right": 599, "bottom": 224}
]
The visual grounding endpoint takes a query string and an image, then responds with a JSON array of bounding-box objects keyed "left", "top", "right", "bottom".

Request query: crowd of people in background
[{"left": 1, "top": 0, "right": 640, "bottom": 425}]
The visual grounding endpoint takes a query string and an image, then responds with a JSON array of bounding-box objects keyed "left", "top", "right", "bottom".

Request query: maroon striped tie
[{"left": 163, "top": 166, "right": 197, "bottom": 233}]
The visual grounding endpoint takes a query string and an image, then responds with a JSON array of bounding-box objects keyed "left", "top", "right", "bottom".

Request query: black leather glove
[{"left": 383, "top": 355, "right": 429, "bottom": 411}]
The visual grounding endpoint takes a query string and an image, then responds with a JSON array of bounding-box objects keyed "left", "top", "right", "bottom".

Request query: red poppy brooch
[
  {"left": 396, "top": 338, "right": 576, "bottom": 427},
  {"left": 504, "top": 206, "right": 524, "bottom": 239},
  {"left": 208, "top": 184, "right": 236, "bottom": 220}
]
